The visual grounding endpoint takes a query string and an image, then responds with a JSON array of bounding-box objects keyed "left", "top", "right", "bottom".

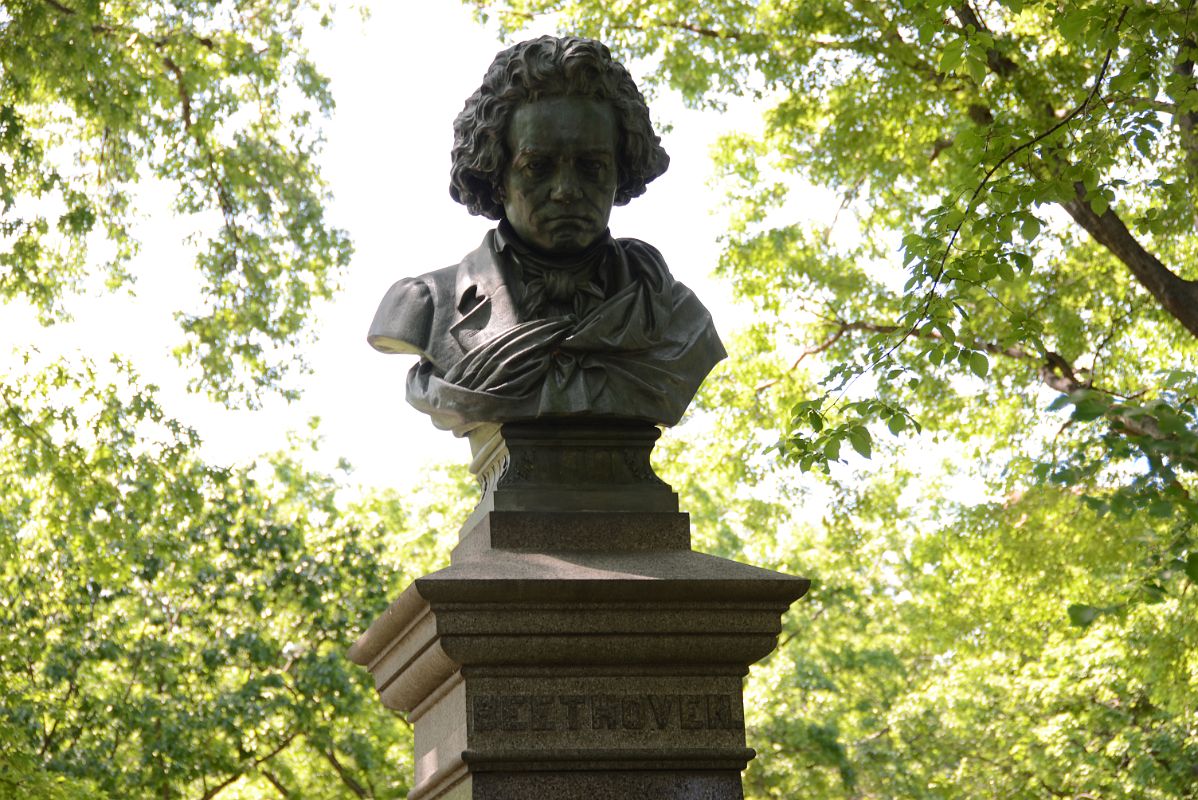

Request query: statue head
[{"left": 449, "top": 36, "right": 670, "bottom": 253}]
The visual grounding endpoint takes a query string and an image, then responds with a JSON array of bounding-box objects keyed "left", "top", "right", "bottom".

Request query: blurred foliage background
[{"left": 3, "top": 0, "right": 1196, "bottom": 797}]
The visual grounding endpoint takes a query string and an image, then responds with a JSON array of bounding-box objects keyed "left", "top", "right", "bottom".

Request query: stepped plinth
[{"left": 349, "top": 421, "right": 808, "bottom": 799}]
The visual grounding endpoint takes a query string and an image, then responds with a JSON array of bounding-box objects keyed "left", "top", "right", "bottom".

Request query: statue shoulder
[
  {"left": 615, "top": 236, "right": 676, "bottom": 291},
  {"left": 367, "top": 266, "right": 457, "bottom": 359},
  {"left": 615, "top": 236, "right": 667, "bottom": 266}
]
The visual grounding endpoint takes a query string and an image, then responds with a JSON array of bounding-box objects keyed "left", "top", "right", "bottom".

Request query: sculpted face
[{"left": 501, "top": 96, "right": 619, "bottom": 255}]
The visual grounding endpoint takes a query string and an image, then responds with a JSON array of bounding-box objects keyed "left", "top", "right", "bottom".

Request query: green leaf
[
  {"left": 1148, "top": 500, "right": 1174, "bottom": 518},
  {"left": 956, "top": 129, "right": 983, "bottom": 153},
  {"left": 1134, "top": 131, "right": 1155, "bottom": 158},
  {"left": 942, "top": 208, "right": 966, "bottom": 229},
  {"left": 1067, "top": 604, "right": 1100, "bottom": 627},
  {"left": 824, "top": 437, "right": 841, "bottom": 461},
  {"left": 1163, "top": 369, "right": 1195, "bottom": 388},
  {"left": 1058, "top": 13, "right": 1087, "bottom": 44},
  {"left": 1071, "top": 393, "right": 1108, "bottom": 422},
  {"left": 1020, "top": 215, "right": 1040, "bottom": 241},
  {"left": 968, "top": 352, "right": 990, "bottom": 378},
  {"left": 1141, "top": 583, "right": 1167, "bottom": 604},
  {"left": 847, "top": 427, "right": 872, "bottom": 459},
  {"left": 1186, "top": 553, "right": 1198, "bottom": 583},
  {"left": 940, "top": 38, "right": 965, "bottom": 73},
  {"left": 1046, "top": 395, "right": 1072, "bottom": 412},
  {"left": 965, "top": 55, "right": 987, "bottom": 85},
  {"left": 887, "top": 414, "right": 906, "bottom": 435}
]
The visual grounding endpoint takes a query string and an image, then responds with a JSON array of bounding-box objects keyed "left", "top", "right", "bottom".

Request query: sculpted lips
[{"left": 542, "top": 214, "right": 594, "bottom": 227}]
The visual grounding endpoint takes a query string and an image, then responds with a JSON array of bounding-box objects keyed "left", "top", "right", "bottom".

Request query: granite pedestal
[{"left": 349, "top": 422, "right": 808, "bottom": 799}]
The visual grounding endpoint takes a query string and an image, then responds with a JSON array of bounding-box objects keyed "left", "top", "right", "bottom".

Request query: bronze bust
[{"left": 368, "top": 36, "right": 725, "bottom": 438}]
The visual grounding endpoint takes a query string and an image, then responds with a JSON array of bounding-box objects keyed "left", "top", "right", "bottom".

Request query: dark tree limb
[
  {"left": 197, "top": 731, "right": 298, "bottom": 800},
  {"left": 754, "top": 327, "right": 847, "bottom": 392},
  {"left": 160, "top": 56, "right": 193, "bottom": 130},
  {"left": 41, "top": 0, "right": 79, "bottom": 15},
  {"left": 260, "top": 770, "right": 291, "bottom": 798},
  {"left": 1034, "top": 349, "right": 1186, "bottom": 453},
  {"left": 778, "top": 319, "right": 1195, "bottom": 464},
  {"left": 940, "top": 6, "right": 1198, "bottom": 339},
  {"left": 1106, "top": 95, "right": 1178, "bottom": 113},
  {"left": 1061, "top": 183, "right": 1198, "bottom": 337},
  {"left": 1171, "top": 30, "right": 1198, "bottom": 202},
  {"left": 321, "top": 749, "right": 369, "bottom": 798},
  {"left": 657, "top": 19, "right": 747, "bottom": 41},
  {"left": 952, "top": 3, "right": 1018, "bottom": 77}
]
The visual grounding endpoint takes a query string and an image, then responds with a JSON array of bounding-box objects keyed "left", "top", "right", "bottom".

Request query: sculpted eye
[
  {"left": 523, "top": 158, "right": 551, "bottom": 175},
  {"left": 578, "top": 158, "right": 604, "bottom": 174}
]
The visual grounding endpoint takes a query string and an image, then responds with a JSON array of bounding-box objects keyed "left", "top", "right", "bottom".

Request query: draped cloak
[{"left": 367, "top": 227, "right": 726, "bottom": 438}]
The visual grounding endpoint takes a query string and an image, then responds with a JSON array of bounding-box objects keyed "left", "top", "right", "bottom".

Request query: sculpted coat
[{"left": 368, "top": 224, "right": 725, "bottom": 436}]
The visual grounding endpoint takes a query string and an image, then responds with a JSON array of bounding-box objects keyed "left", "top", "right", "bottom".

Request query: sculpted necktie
[{"left": 513, "top": 245, "right": 609, "bottom": 320}]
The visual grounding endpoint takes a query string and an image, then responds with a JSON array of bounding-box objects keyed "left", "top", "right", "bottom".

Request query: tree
[
  {"left": 465, "top": 0, "right": 1198, "bottom": 490},
  {"left": 0, "top": 358, "right": 476, "bottom": 798},
  {"left": 6, "top": 0, "right": 1197, "bottom": 796},
  {"left": 469, "top": 1, "right": 1198, "bottom": 796},
  {"left": 0, "top": 3, "right": 480, "bottom": 795},
  {"left": 1, "top": 0, "right": 351, "bottom": 404}
]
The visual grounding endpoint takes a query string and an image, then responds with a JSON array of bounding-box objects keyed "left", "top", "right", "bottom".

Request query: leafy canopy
[
  {"left": 1, "top": 356, "right": 475, "bottom": 798},
  {"left": 0, "top": 2, "right": 452, "bottom": 796},
  {"left": 471, "top": 0, "right": 1198, "bottom": 796},
  {"left": 0, "top": 0, "right": 351, "bottom": 405}
]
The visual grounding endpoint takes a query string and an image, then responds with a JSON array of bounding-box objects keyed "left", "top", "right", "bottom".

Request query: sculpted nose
[{"left": 549, "top": 167, "right": 582, "bottom": 202}]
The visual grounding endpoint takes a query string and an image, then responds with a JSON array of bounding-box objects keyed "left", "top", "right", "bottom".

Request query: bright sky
[{"left": 1, "top": 4, "right": 773, "bottom": 489}]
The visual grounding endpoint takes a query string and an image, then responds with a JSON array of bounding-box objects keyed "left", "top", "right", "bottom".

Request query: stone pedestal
[{"left": 349, "top": 422, "right": 808, "bottom": 799}]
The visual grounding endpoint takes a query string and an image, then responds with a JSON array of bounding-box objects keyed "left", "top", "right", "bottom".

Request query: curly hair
[{"left": 449, "top": 36, "right": 670, "bottom": 220}]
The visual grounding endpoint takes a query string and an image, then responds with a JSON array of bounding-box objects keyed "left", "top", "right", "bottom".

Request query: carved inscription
[{"left": 471, "top": 693, "right": 742, "bottom": 733}]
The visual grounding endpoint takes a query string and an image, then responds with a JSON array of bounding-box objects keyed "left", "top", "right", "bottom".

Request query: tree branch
[
  {"left": 944, "top": 5, "right": 1198, "bottom": 338},
  {"left": 775, "top": 319, "right": 1195, "bottom": 463},
  {"left": 1171, "top": 28, "right": 1198, "bottom": 203},
  {"left": 41, "top": 0, "right": 78, "bottom": 15},
  {"left": 160, "top": 56, "right": 193, "bottom": 131},
  {"left": 321, "top": 748, "right": 368, "bottom": 798},
  {"left": 952, "top": 3, "right": 1018, "bottom": 77},
  {"left": 611, "top": 19, "right": 866, "bottom": 56},
  {"left": 197, "top": 731, "right": 298, "bottom": 800},
  {"left": 260, "top": 770, "right": 291, "bottom": 798},
  {"left": 1104, "top": 95, "right": 1178, "bottom": 113},
  {"left": 841, "top": 320, "right": 1040, "bottom": 360},
  {"left": 755, "top": 327, "right": 846, "bottom": 393},
  {"left": 756, "top": 318, "right": 1040, "bottom": 396},
  {"left": 657, "top": 19, "right": 746, "bottom": 41},
  {"left": 1060, "top": 183, "right": 1198, "bottom": 337},
  {"left": 1034, "top": 352, "right": 1191, "bottom": 458},
  {"left": 155, "top": 53, "right": 243, "bottom": 248}
]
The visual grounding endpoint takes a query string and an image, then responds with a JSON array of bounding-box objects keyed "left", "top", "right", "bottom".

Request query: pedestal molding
[
  {"left": 461, "top": 746, "right": 758, "bottom": 772},
  {"left": 410, "top": 671, "right": 465, "bottom": 724},
  {"left": 406, "top": 754, "right": 467, "bottom": 800},
  {"left": 349, "top": 498, "right": 809, "bottom": 799}
]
